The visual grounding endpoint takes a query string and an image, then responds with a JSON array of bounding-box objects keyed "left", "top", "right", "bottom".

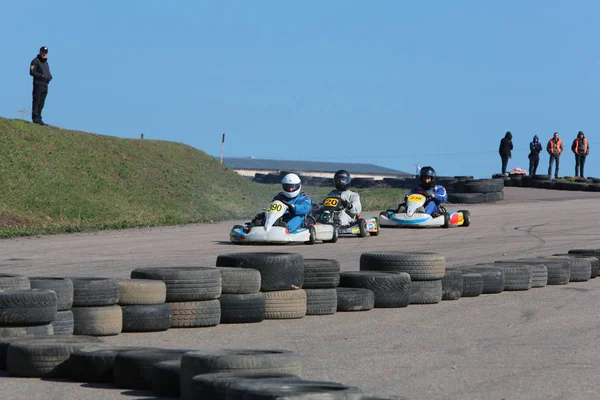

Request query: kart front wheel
[
  {"left": 370, "top": 217, "right": 380, "bottom": 236},
  {"left": 358, "top": 219, "right": 368, "bottom": 237},
  {"left": 324, "top": 226, "right": 339, "bottom": 243},
  {"left": 458, "top": 210, "right": 471, "bottom": 227},
  {"left": 306, "top": 226, "right": 317, "bottom": 245},
  {"left": 442, "top": 213, "right": 450, "bottom": 229}
]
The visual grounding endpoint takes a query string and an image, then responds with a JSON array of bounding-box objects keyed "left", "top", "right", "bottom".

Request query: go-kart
[
  {"left": 230, "top": 200, "right": 338, "bottom": 244},
  {"left": 379, "top": 193, "right": 470, "bottom": 228},
  {"left": 313, "top": 197, "right": 379, "bottom": 237}
]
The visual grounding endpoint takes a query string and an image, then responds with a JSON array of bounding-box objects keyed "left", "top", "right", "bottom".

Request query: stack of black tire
[
  {"left": 29, "top": 277, "right": 74, "bottom": 335},
  {"left": 447, "top": 178, "right": 504, "bottom": 204},
  {"left": 303, "top": 259, "right": 340, "bottom": 315},
  {"left": 216, "top": 267, "right": 265, "bottom": 324},
  {"left": 216, "top": 253, "right": 306, "bottom": 319},
  {"left": 0, "top": 274, "right": 58, "bottom": 337},
  {"left": 117, "top": 279, "right": 171, "bottom": 332},
  {"left": 130, "top": 267, "right": 222, "bottom": 328},
  {"left": 70, "top": 278, "right": 122, "bottom": 336}
]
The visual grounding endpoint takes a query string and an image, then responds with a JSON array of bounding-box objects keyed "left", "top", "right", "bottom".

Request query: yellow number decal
[
  {"left": 267, "top": 203, "right": 283, "bottom": 213},
  {"left": 324, "top": 198, "right": 339, "bottom": 207},
  {"left": 408, "top": 194, "right": 425, "bottom": 202}
]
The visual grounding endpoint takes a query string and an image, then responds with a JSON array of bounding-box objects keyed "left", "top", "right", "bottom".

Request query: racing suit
[
  {"left": 325, "top": 189, "right": 362, "bottom": 226},
  {"left": 404, "top": 185, "right": 448, "bottom": 215},
  {"left": 272, "top": 192, "right": 312, "bottom": 232}
]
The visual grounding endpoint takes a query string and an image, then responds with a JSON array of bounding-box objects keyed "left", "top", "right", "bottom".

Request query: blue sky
[{"left": 1, "top": 1, "right": 599, "bottom": 178}]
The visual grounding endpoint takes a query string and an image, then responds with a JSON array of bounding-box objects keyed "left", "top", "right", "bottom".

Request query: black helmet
[
  {"left": 333, "top": 170, "right": 351, "bottom": 191},
  {"left": 419, "top": 166, "right": 436, "bottom": 190}
]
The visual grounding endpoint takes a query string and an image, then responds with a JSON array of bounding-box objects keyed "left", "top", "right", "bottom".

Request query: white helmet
[{"left": 281, "top": 173, "right": 301, "bottom": 199}]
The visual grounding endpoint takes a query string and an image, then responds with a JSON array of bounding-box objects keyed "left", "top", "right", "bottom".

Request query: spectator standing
[
  {"left": 546, "top": 132, "right": 563, "bottom": 178},
  {"left": 571, "top": 131, "right": 590, "bottom": 178},
  {"left": 29, "top": 46, "right": 52, "bottom": 125},
  {"left": 528, "top": 135, "right": 542, "bottom": 176},
  {"left": 499, "top": 131, "right": 513, "bottom": 175}
]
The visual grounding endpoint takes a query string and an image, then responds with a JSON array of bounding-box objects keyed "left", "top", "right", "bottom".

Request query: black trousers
[
  {"left": 529, "top": 157, "right": 539, "bottom": 176},
  {"left": 575, "top": 154, "right": 587, "bottom": 177},
  {"left": 32, "top": 84, "right": 48, "bottom": 123},
  {"left": 548, "top": 154, "right": 560, "bottom": 177},
  {"left": 501, "top": 156, "right": 509, "bottom": 174}
]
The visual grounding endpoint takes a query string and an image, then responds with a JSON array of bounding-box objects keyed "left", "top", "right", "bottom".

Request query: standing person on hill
[
  {"left": 499, "top": 131, "right": 513, "bottom": 175},
  {"left": 571, "top": 131, "right": 590, "bottom": 178},
  {"left": 546, "top": 132, "right": 563, "bottom": 178},
  {"left": 528, "top": 135, "right": 542, "bottom": 176},
  {"left": 29, "top": 46, "right": 53, "bottom": 125}
]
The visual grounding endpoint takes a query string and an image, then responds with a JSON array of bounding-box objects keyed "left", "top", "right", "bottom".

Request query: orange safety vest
[
  {"left": 573, "top": 137, "right": 589, "bottom": 154},
  {"left": 547, "top": 138, "right": 563, "bottom": 155}
]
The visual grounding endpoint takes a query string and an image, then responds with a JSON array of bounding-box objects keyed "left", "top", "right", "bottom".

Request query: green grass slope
[{"left": 0, "top": 118, "right": 407, "bottom": 237}]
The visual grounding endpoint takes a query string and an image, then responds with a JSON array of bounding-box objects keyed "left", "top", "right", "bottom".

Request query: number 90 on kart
[{"left": 267, "top": 202, "right": 284, "bottom": 213}]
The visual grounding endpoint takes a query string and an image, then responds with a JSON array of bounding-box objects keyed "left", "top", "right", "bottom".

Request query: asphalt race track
[{"left": 1, "top": 187, "right": 600, "bottom": 400}]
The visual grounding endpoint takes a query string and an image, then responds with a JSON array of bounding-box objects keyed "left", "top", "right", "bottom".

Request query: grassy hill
[{"left": 0, "top": 118, "right": 406, "bottom": 237}]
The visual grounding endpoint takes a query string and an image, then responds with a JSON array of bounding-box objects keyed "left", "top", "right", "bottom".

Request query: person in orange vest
[
  {"left": 546, "top": 132, "right": 563, "bottom": 178},
  {"left": 571, "top": 131, "right": 590, "bottom": 178}
]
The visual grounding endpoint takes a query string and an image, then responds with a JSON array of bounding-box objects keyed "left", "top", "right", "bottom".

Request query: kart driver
[
  {"left": 253, "top": 173, "right": 312, "bottom": 232},
  {"left": 400, "top": 166, "right": 448, "bottom": 217},
  {"left": 325, "top": 170, "right": 362, "bottom": 226}
]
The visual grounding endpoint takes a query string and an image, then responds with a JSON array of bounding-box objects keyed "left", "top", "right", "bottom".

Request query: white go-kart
[
  {"left": 379, "top": 193, "right": 471, "bottom": 228},
  {"left": 230, "top": 200, "right": 338, "bottom": 244}
]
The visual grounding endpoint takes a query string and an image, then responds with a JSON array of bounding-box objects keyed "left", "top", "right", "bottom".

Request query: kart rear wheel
[
  {"left": 324, "top": 226, "right": 339, "bottom": 244},
  {"left": 442, "top": 213, "right": 450, "bottom": 229},
  {"left": 370, "top": 217, "right": 379, "bottom": 237},
  {"left": 306, "top": 226, "right": 317, "bottom": 245},
  {"left": 358, "top": 219, "right": 367, "bottom": 238},
  {"left": 458, "top": 210, "right": 471, "bottom": 227}
]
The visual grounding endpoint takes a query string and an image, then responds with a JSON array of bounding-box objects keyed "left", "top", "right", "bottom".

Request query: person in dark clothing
[
  {"left": 528, "top": 135, "right": 542, "bottom": 176},
  {"left": 499, "top": 131, "right": 513, "bottom": 174},
  {"left": 571, "top": 131, "right": 590, "bottom": 178},
  {"left": 30, "top": 46, "right": 53, "bottom": 125},
  {"left": 546, "top": 132, "right": 563, "bottom": 178}
]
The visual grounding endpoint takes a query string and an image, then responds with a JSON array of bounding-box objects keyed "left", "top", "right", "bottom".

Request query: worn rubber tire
[
  {"left": 409, "top": 280, "right": 442, "bottom": 304},
  {"left": 441, "top": 270, "right": 463, "bottom": 300},
  {"left": 180, "top": 349, "right": 302, "bottom": 400},
  {"left": 488, "top": 263, "right": 532, "bottom": 290},
  {"left": 560, "top": 253, "right": 600, "bottom": 278},
  {"left": 220, "top": 294, "right": 265, "bottom": 324},
  {"left": 305, "top": 289, "right": 337, "bottom": 315},
  {"left": 122, "top": 305, "right": 171, "bottom": 332},
  {"left": 168, "top": 300, "right": 221, "bottom": 328},
  {"left": 303, "top": 259, "right": 341, "bottom": 289},
  {"left": 359, "top": 252, "right": 445, "bottom": 281},
  {"left": 0, "top": 289, "right": 57, "bottom": 326},
  {"left": 459, "top": 266, "right": 505, "bottom": 294},
  {"left": 0, "top": 324, "right": 53, "bottom": 339},
  {"left": 0, "top": 274, "right": 30, "bottom": 290},
  {"left": 216, "top": 253, "right": 304, "bottom": 292},
  {"left": 340, "top": 271, "right": 411, "bottom": 308},
  {"left": 529, "top": 264, "right": 548, "bottom": 287},
  {"left": 224, "top": 379, "right": 363, "bottom": 400},
  {"left": 117, "top": 279, "right": 167, "bottom": 305},
  {"left": 218, "top": 268, "right": 261, "bottom": 294},
  {"left": 447, "top": 193, "right": 484, "bottom": 204},
  {"left": 29, "top": 277, "right": 74, "bottom": 311},
  {"left": 152, "top": 359, "right": 181, "bottom": 398},
  {"left": 191, "top": 372, "right": 301, "bottom": 400},
  {"left": 72, "top": 305, "right": 123, "bottom": 336},
  {"left": 131, "top": 267, "right": 222, "bottom": 301},
  {"left": 71, "top": 278, "right": 119, "bottom": 307},
  {"left": 540, "top": 256, "right": 591, "bottom": 282},
  {"left": 69, "top": 346, "right": 152, "bottom": 383},
  {"left": 498, "top": 259, "right": 571, "bottom": 285},
  {"left": 264, "top": 290, "right": 307, "bottom": 319},
  {"left": 462, "top": 273, "right": 483, "bottom": 297},
  {"left": 52, "top": 310, "right": 74, "bottom": 336},
  {"left": 336, "top": 288, "right": 375, "bottom": 311},
  {"left": 114, "top": 348, "right": 193, "bottom": 390}
]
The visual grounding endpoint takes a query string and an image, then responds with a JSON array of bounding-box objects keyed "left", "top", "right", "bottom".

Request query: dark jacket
[
  {"left": 499, "top": 132, "right": 513, "bottom": 158},
  {"left": 529, "top": 136, "right": 542, "bottom": 159},
  {"left": 30, "top": 55, "right": 52, "bottom": 85}
]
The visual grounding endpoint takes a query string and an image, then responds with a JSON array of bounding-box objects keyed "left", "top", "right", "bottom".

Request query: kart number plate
[
  {"left": 324, "top": 198, "right": 339, "bottom": 207},
  {"left": 267, "top": 203, "right": 283, "bottom": 213},
  {"left": 408, "top": 194, "right": 425, "bottom": 202},
  {"left": 457, "top": 213, "right": 464, "bottom": 225}
]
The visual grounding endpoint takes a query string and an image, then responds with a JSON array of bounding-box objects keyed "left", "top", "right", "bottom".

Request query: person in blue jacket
[
  {"left": 253, "top": 173, "right": 312, "bottom": 232},
  {"left": 399, "top": 166, "right": 448, "bottom": 217}
]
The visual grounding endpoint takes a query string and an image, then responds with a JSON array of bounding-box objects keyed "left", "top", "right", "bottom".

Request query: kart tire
[
  {"left": 460, "top": 266, "right": 505, "bottom": 294},
  {"left": 305, "top": 289, "right": 337, "bottom": 315},
  {"left": 0, "top": 274, "right": 30, "bottom": 290},
  {"left": 441, "top": 270, "right": 463, "bottom": 300},
  {"left": 222, "top": 379, "right": 362, "bottom": 400},
  {"left": 264, "top": 290, "right": 307, "bottom": 319},
  {"left": 71, "top": 277, "right": 119, "bottom": 307},
  {"left": 216, "top": 253, "right": 304, "bottom": 292},
  {"left": 168, "top": 300, "right": 221, "bottom": 328},
  {"left": 117, "top": 279, "right": 167, "bottom": 305},
  {"left": 29, "top": 277, "right": 74, "bottom": 311},
  {"left": 409, "top": 280, "right": 442, "bottom": 304},
  {"left": 442, "top": 213, "right": 450, "bottom": 229},
  {"left": 323, "top": 226, "right": 339, "bottom": 243},
  {"left": 152, "top": 360, "right": 182, "bottom": 398},
  {"left": 306, "top": 225, "right": 317, "bottom": 245},
  {"left": 340, "top": 271, "right": 411, "bottom": 308},
  {"left": 303, "top": 259, "right": 340, "bottom": 289},
  {"left": 358, "top": 219, "right": 367, "bottom": 238},
  {"left": 359, "top": 251, "right": 446, "bottom": 281},
  {"left": 122, "top": 305, "right": 172, "bottom": 332},
  {"left": 484, "top": 191, "right": 504, "bottom": 203},
  {"left": 52, "top": 310, "right": 74, "bottom": 336},
  {"left": 0, "top": 289, "right": 58, "bottom": 326},
  {"left": 218, "top": 267, "right": 262, "bottom": 294},
  {"left": 487, "top": 263, "right": 532, "bottom": 290},
  {"left": 532, "top": 174, "right": 551, "bottom": 180},
  {"left": 219, "top": 293, "right": 265, "bottom": 324},
  {"left": 0, "top": 324, "right": 53, "bottom": 340},
  {"left": 190, "top": 372, "right": 301, "bottom": 400},
  {"left": 370, "top": 217, "right": 380, "bottom": 236},
  {"left": 72, "top": 305, "right": 123, "bottom": 336},
  {"left": 496, "top": 259, "right": 571, "bottom": 285},
  {"left": 447, "top": 193, "right": 484, "bottom": 204},
  {"left": 461, "top": 273, "right": 483, "bottom": 297},
  {"left": 181, "top": 351, "right": 302, "bottom": 400},
  {"left": 69, "top": 346, "right": 153, "bottom": 383},
  {"left": 130, "top": 267, "right": 222, "bottom": 302},
  {"left": 559, "top": 253, "right": 600, "bottom": 279},
  {"left": 540, "top": 256, "right": 591, "bottom": 282},
  {"left": 336, "top": 288, "right": 375, "bottom": 311},
  {"left": 458, "top": 210, "right": 471, "bottom": 227}
]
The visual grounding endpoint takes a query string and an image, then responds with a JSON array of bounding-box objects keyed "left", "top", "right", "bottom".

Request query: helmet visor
[
  {"left": 334, "top": 176, "right": 349, "bottom": 187},
  {"left": 282, "top": 183, "right": 300, "bottom": 193}
]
